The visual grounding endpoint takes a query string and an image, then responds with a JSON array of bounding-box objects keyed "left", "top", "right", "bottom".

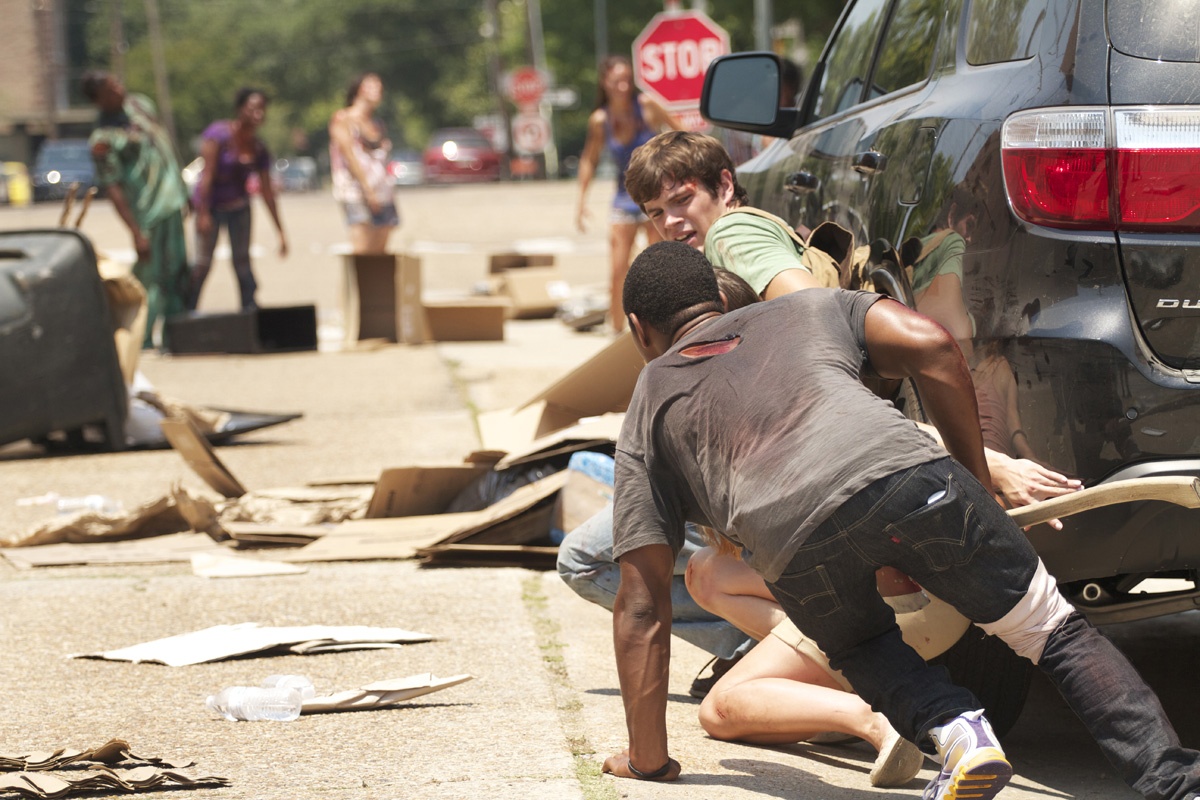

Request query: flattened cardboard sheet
[
  {"left": 281, "top": 514, "right": 481, "bottom": 563},
  {"left": 493, "top": 413, "right": 623, "bottom": 469},
  {"left": 1, "top": 532, "right": 226, "bottom": 569},
  {"left": 301, "top": 673, "right": 473, "bottom": 713},
  {"left": 73, "top": 622, "right": 434, "bottom": 666},
  {"left": 475, "top": 330, "right": 641, "bottom": 453},
  {"left": 295, "top": 472, "right": 567, "bottom": 562},
  {"left": 517, "top": 330, "right": 642, "bottom": 422}
]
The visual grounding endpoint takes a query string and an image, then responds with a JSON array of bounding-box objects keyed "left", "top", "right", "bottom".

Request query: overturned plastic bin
[{"left": 0, "top": 229, "right": 127, "bottom": 449}]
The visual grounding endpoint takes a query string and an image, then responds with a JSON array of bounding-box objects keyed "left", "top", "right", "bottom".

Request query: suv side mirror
[{"left": 701, "top": 52, "right": 803, "bottom": 138}]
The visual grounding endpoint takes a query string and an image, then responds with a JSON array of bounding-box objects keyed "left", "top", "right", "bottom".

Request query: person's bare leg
[
  {"left": 699, "top": 636, "right": 893, "bottom": 748},
  {"left": 609, "top": 221, "right": 638, "bottom": 332},
  {"left": 349, "top": 223, "right": 372, "bottom": 255},
  {"left": 686, "top": 548, "right": 784, "bottom": 640},
  {"left": 642, "top": 218, "right": 663, "bottom": 245},
  {"left": 366, "top": 224, "right": 395, "bottom": 254},
  {"left": 688, "top": 550, "right": 927, "bottom": 643}
]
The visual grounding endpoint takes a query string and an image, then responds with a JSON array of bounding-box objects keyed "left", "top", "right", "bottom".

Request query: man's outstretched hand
[{"left": 602, "top": 751, "right": 681, "bottom": 781}]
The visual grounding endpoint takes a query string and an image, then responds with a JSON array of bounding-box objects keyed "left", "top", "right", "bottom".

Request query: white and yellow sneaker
[{"left": 923, "top": 709, "right": 1012, "bottom": 800}]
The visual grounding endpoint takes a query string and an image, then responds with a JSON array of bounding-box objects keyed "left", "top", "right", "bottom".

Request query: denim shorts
[
  {"left": 342, "top": 199, "right": 399, "bottom": 228},
  {"left": 610, "top": 206, "right": 648, "bottom": 225}
]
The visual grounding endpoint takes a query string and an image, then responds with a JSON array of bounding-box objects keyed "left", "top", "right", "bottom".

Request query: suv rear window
[
  {"left": 967, "top": 0, "right": 1047, "bottom": 65},
  {"left": 1108, "top": 0, "right": 1200, "bottom": 62}
]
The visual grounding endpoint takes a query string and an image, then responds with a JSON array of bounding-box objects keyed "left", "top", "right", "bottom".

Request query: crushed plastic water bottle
[
  {"left": 261, "top": 674, "right": 316, "bottom": 700},
  {"left": 16, "top": 492, "right": 124, "bottom": 515},
  {"left": 205, "top": 686, "right": 303, "bottom": 722}
]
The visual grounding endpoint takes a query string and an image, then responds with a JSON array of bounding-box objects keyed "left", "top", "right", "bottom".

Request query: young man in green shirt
[
  {"left": 625, "top": 130, "right": 842, "bottom": 297},
  {"left": 82, "top": 71, "right": 189, "bottom": 349}
]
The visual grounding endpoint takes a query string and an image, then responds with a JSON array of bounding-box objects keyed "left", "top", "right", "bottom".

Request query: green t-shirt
[
  {"left": 705, "top": 209, "right": 808, "bottom": 295},
  {"left": 910, "top": 230, "right": 966, "bottom": 297},
  {"left": 89, "top": 93, "right": 187, "bottom": 230}
]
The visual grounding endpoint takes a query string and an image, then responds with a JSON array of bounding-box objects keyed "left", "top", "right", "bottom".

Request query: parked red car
[{"left": 422, "top": 128, "right": 502, "bottom": 183}]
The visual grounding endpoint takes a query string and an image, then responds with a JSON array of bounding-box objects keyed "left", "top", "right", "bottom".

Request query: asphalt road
[{"left": 0, "top": 183, "right": 1197, "bottom": 800}]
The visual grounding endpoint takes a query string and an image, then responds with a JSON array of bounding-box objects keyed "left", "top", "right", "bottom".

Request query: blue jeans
[
  {"left": 189, "top": 203, "right": 257, "bottom": 311},
  {"left": 557, "top": 504, "right": 753, "bottom": 661},
  {"left": 767, "top": 457, "right": 1200, "bottom": 799}
]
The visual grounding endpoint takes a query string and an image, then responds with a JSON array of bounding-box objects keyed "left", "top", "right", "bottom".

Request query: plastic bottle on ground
[
  {"left": 261, "top": 674, "right": 316, "bottom": 700},
  {"left": 16, "top": 492, "right": 124, "bottom": 515},
  {"left": 205, "top": 686, "right": 303, "bottom": 721}
]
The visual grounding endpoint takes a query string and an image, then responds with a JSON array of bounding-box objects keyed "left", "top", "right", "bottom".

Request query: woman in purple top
[{"left": 187, "top": 87, "right": 288, "bottom": 311}]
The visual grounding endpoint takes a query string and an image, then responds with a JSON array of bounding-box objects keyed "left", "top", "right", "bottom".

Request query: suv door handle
[
  {"left": 785, "top": 171, "right": 819, "bottom": 195},
  {"left": 852, "top": 150, "right": 888, "bottom": 175}
]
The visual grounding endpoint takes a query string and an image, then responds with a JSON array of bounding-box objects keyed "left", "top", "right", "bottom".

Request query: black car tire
[{"left": 930, "top": 625, "right": 1033, "bottom": 738}]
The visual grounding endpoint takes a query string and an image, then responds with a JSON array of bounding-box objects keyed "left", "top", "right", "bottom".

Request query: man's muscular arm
[
  {"left": 603, "top": 543, "right": 681, "bottom": 781},
  {"left": 862, "top": 298, "right": 992, "bottom": 490}
]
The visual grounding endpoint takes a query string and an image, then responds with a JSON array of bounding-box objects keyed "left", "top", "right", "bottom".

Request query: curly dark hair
[
  {"left": 235, "top": 87, "right": 267, "bottom": 111},
  {"left": 623, "top": 241, "right": 722, "bottom": 336},
  {"left": 625, "top": 130, "right": 749, "bottom": 210}
]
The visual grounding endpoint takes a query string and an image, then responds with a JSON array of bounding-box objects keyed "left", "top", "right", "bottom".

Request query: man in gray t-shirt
[
  {"left": 603, "top": 241, "right": 1200, "bottom": 800},
  {"left": 613, "top": 287, "right": 945, "bottom": 581}
]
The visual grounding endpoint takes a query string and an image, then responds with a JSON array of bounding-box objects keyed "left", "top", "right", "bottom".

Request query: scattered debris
[{"left": 0, "top": 739, "right": 227, "bottom": 798}]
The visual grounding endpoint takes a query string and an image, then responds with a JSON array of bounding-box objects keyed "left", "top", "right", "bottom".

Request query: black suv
[{"left": 702, "top": 0, "right": 1200, "bottom": 725}]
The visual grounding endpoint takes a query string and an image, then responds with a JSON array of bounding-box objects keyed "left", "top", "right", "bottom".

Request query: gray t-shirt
[{"left": 612, "top": 289, "right": 947, "bottom": 582}]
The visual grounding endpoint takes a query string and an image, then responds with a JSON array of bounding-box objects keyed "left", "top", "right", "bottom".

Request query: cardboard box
[
  {"left": 488, "top": 252, "right": 555, "bottom": 274},
  {"left": 365, "top": 465, "right": 492, "bottom": 518},
  {"left": 342, "top": 253, "right": 427, "bottom": 344},
  {"left": 164, "top": 305, "right": 318, "bottom": 355},
  {"left": 288, "top": 465, "right": 568, "bottom": 564},
  {"left": 478, "top": 331, "right": 643, "bottom": 451},
  {"left": 423, "top": 297, "right": 510, "bottom": 342},
  {"left": 501, "top": 267, "right": 570, "bottom": 319}
]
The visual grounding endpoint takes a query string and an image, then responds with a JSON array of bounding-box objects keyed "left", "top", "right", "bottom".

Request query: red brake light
[
  {"left": 1115, "top": 149, "right": 1200, "bottom": 231},
  {"left": 1002, "top": 107, "right": 1200, "bottom": 233},
  {"left": 1001, "top": 148, "right": 1112, "bottom": 229}
]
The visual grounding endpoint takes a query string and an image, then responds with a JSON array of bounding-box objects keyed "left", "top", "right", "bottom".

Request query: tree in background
[{"left": 77, "top": 0, "right": 848, "bottom": 166}]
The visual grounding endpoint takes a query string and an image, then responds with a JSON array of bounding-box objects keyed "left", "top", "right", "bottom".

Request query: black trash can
[{"left": 0, "top": 229, "right": 127, "bottom": 450}]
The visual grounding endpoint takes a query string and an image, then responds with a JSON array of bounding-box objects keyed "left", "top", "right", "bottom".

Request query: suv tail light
[{"left": 1002, "top": 107, "right": 1200, "bottom": 232}]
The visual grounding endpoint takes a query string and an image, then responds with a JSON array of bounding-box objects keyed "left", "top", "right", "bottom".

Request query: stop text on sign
[{"left": 639, "top": 38, "right": 725, "bottom": 83}]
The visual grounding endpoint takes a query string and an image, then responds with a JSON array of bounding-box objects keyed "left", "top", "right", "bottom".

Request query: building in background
[{"left": 0, "top": 0, "right": 96, "bottom": 165}]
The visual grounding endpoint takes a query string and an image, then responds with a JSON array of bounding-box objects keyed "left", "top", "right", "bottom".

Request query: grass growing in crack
[
  {"left": 522, "top": 575, "right": 619, "bottom": 800},
  {"left": 441, "top": 357, "right": 482, "bottom": 442}
]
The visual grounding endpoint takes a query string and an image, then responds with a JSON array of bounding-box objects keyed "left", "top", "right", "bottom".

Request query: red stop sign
[
  {"left": 633, "top": 11, "right": 731, "bottom": 108},
  {"left": 504, "top": 66, "right": 548, "bottom": 108}
]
